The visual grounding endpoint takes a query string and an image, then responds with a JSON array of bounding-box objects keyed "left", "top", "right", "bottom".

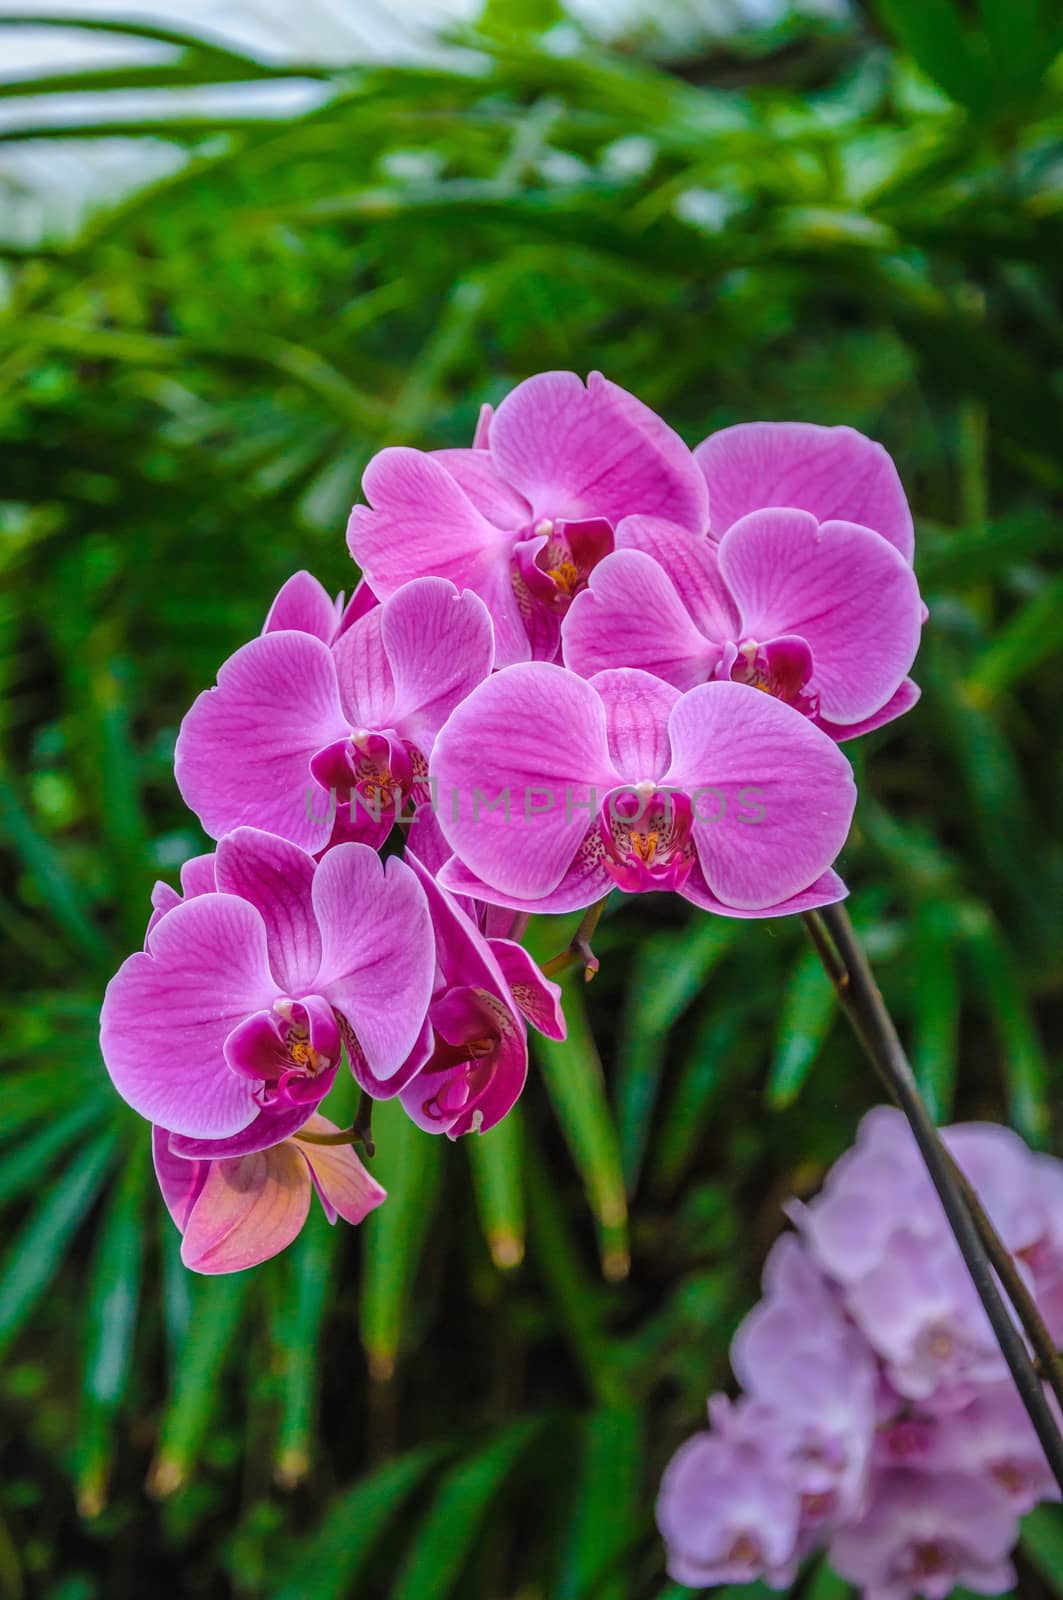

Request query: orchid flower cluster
[
  {"left": 100, "top": 371, "right": 926, "bottom": 1273},
  {"left": 657, "top": 1109, "right": 1063, "bottom": 1600}
]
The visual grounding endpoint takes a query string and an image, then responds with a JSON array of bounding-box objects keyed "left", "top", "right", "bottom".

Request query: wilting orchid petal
[
  {"left": 695, "top": 420, "right": 915, "bottom": 562},
  {"left": 152, "top": 1114, "right": 385, "bottom": 1274}
]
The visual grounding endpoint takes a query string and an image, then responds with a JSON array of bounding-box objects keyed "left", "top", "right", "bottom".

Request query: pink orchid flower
[
  {"left": 430, "top": 663, "right": 855, "bottom": 916},
  {"left": 397, "top": 851, "right": 564, "bottom": 1139},
  {"left": 695, "top": 419, "right": 915, "bottom": 563},
  {"left": 562, "top": 505, "right": 924, "bottom": 740},
  {"left": 175, "top": 576, "right": 493, "bottom": 854},
  {"left": 152, "top": 1114, "right": 385, "bottom": 1275},
  {"left": 100, "top": 828, "right": 435, "bottom": 1146},
  {"left": 262, "top": 568, "right": 377, "bottom": 642},
  {"left": 346, "top": 371, "right": 709, "bottom": 669}
]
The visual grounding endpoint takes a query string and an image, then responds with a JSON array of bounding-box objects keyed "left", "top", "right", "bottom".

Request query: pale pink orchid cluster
[
  {"left": 657, "top": 1109, "right": 1063, "bottom": 1600},
  {"left": 100, "top": 371, "right": 926, "bottom": 1274}
]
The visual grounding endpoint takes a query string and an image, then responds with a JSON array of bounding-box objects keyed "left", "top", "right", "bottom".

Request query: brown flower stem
[
  {"left": 541, "top": 897, "right": 607, "bottom": 982},
  {"left": 804, "top": 904, "right": 1063, "bottom": 1493},
  {"left": 293, "top": 1089, "right": 376, "bottom": 1157}
]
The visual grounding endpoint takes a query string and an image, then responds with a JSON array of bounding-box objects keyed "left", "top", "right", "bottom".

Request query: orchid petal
[
  {"left": 297, "top": 1115, "right": 387, "bottom": 1225},
  {"left": 719, "top": 510, "right": 923, "bottom": 723},
  {"left": 563, "top": 550, "right": 718, "bottom": 689},
  {"left": 331, "top": 605, "right": 396, "bottom": 730},
  {"left": 380, "top": 577, "right": 495, "bottom": 753},
  {"left": 489, "top": 939, "right": 566, "bottom": 1039},
  {"left": 696, "top": 421, "right": 914, "bottom": 562},
  {"left": 431, "top": 662, "right": 617, "bottom": 900},
  {"left": 214, "top": 828, "right": 321, "bottom": 995},
  {"left": 616, "top": 516, "right": 738, "bottom": 640},
  {"left": 430, "top": 447, "right": 529, "bottom": 527},
  {"left": 102, "top": 893, "right": 277, "bottom": 1139},
  {"left": 175, "top": 631, "right": 347, "bottom": 852},
  {"left": 589, "top": 666, "right": 682, "bottom": 779},
  {"left": 680, "top": 863, "right": 848, "bottom": 917},
  {"left": 180, "top": 1142, "right": 311, "bottom": 1274},
  {"left": 818, "top": 677, "right": 921, "bottom": 742},
  {"left": 152, "top": 1127, "right": 208, "bottom": 1230},
  {"left": 490, "top": 371, "right": 707, "bottom": 531},
  {"left": 664, "top": 681, "right": 856, "bottom": 910},
  {"left": 262, "top": 570, "right": 339, "bottom": 641},
  {"left": 312, "top": 845, "right": 434, "bottom": 1085}
]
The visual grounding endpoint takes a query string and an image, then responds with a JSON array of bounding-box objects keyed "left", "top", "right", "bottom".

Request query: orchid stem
[
  {"left": 804, "top": 904, "right": 1063, "bottom": 1494},
  {"left": 294, "top": 1089, "right": 376, "bottom": 1157},
  {"left": 541, "top": 898, "right": 607, "bottom": 982}
]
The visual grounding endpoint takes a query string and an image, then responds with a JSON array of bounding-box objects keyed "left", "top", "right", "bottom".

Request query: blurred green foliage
[{"left": 1, "top": 1, "right": 1062, "bottom": 1595}]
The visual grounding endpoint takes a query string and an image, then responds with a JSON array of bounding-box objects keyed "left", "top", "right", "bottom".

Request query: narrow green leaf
[
  {"left": 766, "top": 949, "right": 836, "bottom": 1109},
  {"left": 532, "top": 980, "right": 629, "bottom": 1281},
  {"left": 616, "top": 919, "right": 735, "bottom": 1192},
  {"left": 273, "top": 1208, "right": 337, "bottom": 1489},
  {"left": 964, "top": 573, "right": 1063, "bottom": 703},
  {"left": 911, "top": 900, "right": 961, "bottom": 1121},
  {"left": 0, "top": 1095, "right": 108, "bottom": 1207},
  {"left": 962, "top": 910, "right": 1050, "bottom": 1144},
  {"left": 0, "top": 1131, "right": 118, "bottom": 1360},
  {"left": 467, "top": 1104, "right": 525, "bottom": 1271},
  {"left": 1020, "top": 1504, "right": 1063, "bottom": 1593},
  {"left": 76, "top": 1139, "right": 149, "bottom": 1516},
  {"left": 557, "top": 1406, "right": 643, "bottom": 1600},
  {"left": 359, "top": 1096, "right": 444, "bottom": 1381},
  {"left": 150, "top": 1272, "right": 249, "bottom": 1496},
  {"left": 268, "top": 1447, "right": 445, "bottom": 1600},
  {"left": 392, "top": 1418, "right": 541, "bottom": 1600},
  {"left": 0, "top": 766, "right": 105, "bottom": 965},
  {"left": 874, "top": 0, "right": 994, "bottom": 112}
]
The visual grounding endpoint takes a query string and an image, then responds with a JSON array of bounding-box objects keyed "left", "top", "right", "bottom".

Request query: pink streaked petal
[
  {"left": 489, "top": 939, "right": 566, "bottom": 1040},
  {"left": 147, "top": 881, "right": 182, "bottom": 939},
  {"left": 719, "top": 509, "right": 923, "bottom": 724},
  {"left": 680, "top": 863, "right": 848, "bottom": 917},
  {"left": 153, "top": 1126, "right": 208, "bottom": 1230},
  {"left": 180, "top": 853, "right": 218, "bottom": 898},
  {"left": 262, "top": 570, "right": 339, "bottom": 641},
  {"left": 616, "top": 516, "right": 738, "bottom": 640},
  {"left": 818, "top": 677, "right": 921, "bottom": 742},
  {"left": 664, "top": 681, "right": 856, "bottom": 910},
  {"left": 169, "top": 1101, "right": 314, "bottom": 1161},
  {"left": 336, "top": 576, "right": 378, "bottom": 636},
  {"left": 563, "top": 550, "right": 718, "bottom": 690},
  {"left": 180, "top": 1142, "right": 311, "bottom": 1274},
  {"left": 297, "top": 1115, "right": 387, "bottom": 1225},
  {"left": 174, "top": 631, "right": 347, "bottom": 853},
  {"left": 312, "top": 845, "right": 434, "bottom": 1084},
  {"left": 696, "top": 421, "right": 914, "bottom": 562},
  {"left": 215, "top": 828, "right": 321, "bottom": 994},
  {"left": 589, "top": 667, "right": 682, "bottom": 780},
  {"left": 490, "top": 371, "right": 707, "bottom": 531},
  {"left": 102, "top": 894, "right": 278, "bottom": 1139},
  {"left": 473, "top": 402, "right": 493, "bottom": 449},
  {"left": 331, "top": 605, "right": 395, "bottom": 731},
  {"left": 439, "top": 832, "right": 613, "bottom": 915},
  {"left": 431, "top": 662, "right": 617, "bottom": 900},
  {"left": 347, "top": 446, "right": 512, "bottom": 597},
  {"left": 381, "top": 577, "right": 495, "bottom": 754},
  {"left": 431, "top": 447, "right": 530, "bottom": 528}
]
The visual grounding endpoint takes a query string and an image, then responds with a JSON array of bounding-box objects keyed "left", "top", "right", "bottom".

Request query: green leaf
[
  {"left": 467, "top": 1104, "right": 525, "bottom": 1271},
  {"left": 0, "top": 1131, "right": 118, "bottom": 1360},
  {"left": 557, "top": 1406, "right": 643, "bottom": 1600},
  {"left": 1020, "top": 1504, "right": 1063, "bottom": 1593},
  {"left": 962, "top": 910, "right": 1050, "bottom": 1145},
  {"left": 964, "top": 573, "right": 1063, "bottom": 703},
  {"left": 616, "top": 918, "right": 735, "bottom": 1192},
  {"left": 532, "top": 979, "right": 629, "bottom": 1281},
  {"left": 874, "top": 0, "right": 994, "bottom": 113},
  {"left": 75, "top": 1140, "right": 149, "bottom": 1516},
  {"left": 150, "top": 1272, "right": 250, "bottom": 1496},
  {"left": 392, "top": 1418, "right": 541, "bottom": 1600},
  {"left": 267, "top": 1447, "right": 446, "bottom": 1600},
  {"left": 272, "top": 1208, "right": 337, "bottom": 1489},
  {"left": 359, "top": 1096, "right": 444, "bottom": 1381},
  {"left": 766, "top": 949, "right": 837, "bottom": 1109},
  {"left": 911, "top": 900, "right": 961, "bottom": 1121}
]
